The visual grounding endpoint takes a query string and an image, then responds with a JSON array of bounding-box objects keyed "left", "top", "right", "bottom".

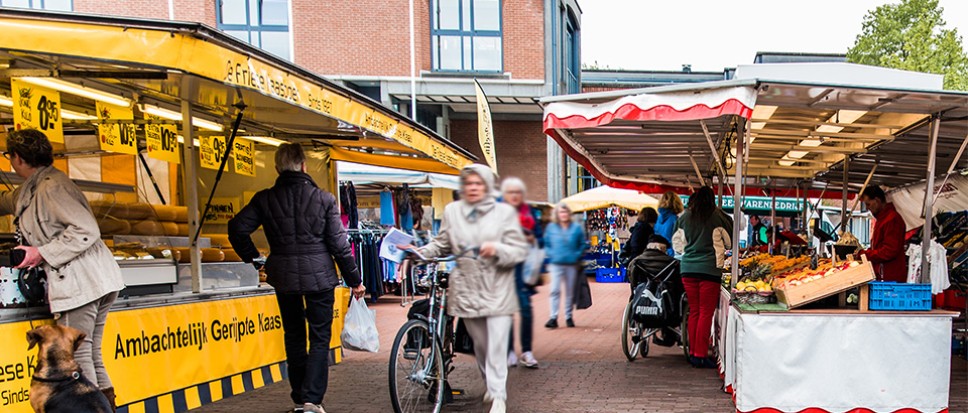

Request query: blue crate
[
  {"left": 595, "top": 267, "right": 626, "bottom": 283},
  {"left": 868, "top": 282, "right": 932, "bottom": 311}
]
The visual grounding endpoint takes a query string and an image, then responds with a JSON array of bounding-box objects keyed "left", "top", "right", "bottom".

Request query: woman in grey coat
[
  {"left": 409, "top": 164, "right": 528, "bottom": 413},
  {"left": 0, "top": 129, "right": 125, "bottom": 410}
]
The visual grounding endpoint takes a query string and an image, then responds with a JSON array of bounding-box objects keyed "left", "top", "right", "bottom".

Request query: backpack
[{"left": 631, "top": 281, "right": 676, "bottom": 328}]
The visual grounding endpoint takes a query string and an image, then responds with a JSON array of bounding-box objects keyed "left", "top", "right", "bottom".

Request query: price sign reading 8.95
[{"left": 11, "top": 79, "right": 64, "bottom": 143}]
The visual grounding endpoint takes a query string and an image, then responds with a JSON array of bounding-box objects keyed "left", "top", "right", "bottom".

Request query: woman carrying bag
[{"left": 500, "top": 177, "right": 540, "bottom": 369}]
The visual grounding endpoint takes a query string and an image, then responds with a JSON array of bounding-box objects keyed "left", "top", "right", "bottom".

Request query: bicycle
[{"left": 388, "top": 248, "right": 475, "bottom": 413}]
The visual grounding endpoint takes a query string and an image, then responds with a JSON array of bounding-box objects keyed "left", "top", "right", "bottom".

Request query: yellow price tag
[
  {"left": 145, "top": 114, "right": 180, "bottom": 164},
  {"left": 204, "top": 196, "right": 241, "bottom": 224},
  {"left": 96, "top": 102, "right": 137, "bottom": 155},
  {"left": 11, "top": 78, "right": 64, "bottom": 143},
  {"left": 199, "top": 135, "right": 227, "bottom": 170},
  {"left": 232, "top": 138, "right": 255, "bottom": 177}
]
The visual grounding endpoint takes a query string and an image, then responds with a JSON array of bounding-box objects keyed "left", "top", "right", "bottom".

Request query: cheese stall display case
[
  {"left": 0, "top": 9, "right": 474, "bottom": 413},
  {"left": 540, "top": 66, "right": 967, "bottom": 412}
]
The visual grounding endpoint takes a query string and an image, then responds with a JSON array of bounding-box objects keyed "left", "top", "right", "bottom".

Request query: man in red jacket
[{"left": 858, "top": 185, "right": 907, "bottom": 282}]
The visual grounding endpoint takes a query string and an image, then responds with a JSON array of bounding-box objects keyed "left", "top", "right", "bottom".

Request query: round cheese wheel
[
  {"left": 90, "top": 202, "right": 127, "bottom": 219},
  {"left": 124, "top": 203, "right": 154, "bottom": 220},
  {"left": 173, "top": 207, "right": 189, "bottom": 223},
  {"left": 146, "top": 247, "right": 176, "bottom": 260},
  {"left": 129, "top": 220, "right": 165, "bottom": 236},
  {"left": 98, "top": 217, "right": 131, "bottom": 235},
  {"left": 151, "top": 205, "right": 180, "bottom": 221},
  {"left": 177, "top": 223, "right": 190, "bottom": 236},
  {"left": 204, "top": 234, "right": 231, "bottom": 248},
  {"left": 201, "top": 248, "right": 225, "bottom": 262},
  {"left": 222, "top": 249, "right": 242, "bottom": 262},
  {"left": 173, "top": 247, "right": 191, "bottom": 263},
  {"left": 161, "top": 222, "right": 180, "bottom": 236}
]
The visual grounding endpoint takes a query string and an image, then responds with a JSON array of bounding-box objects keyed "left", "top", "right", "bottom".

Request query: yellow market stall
[{"left": 0, "top": 9, "right": 474, "bottom": 413}]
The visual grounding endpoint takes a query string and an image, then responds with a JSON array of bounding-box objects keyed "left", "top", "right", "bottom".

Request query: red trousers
[{"left": 682, "top": 277, "right": 719, "bottom": 358}]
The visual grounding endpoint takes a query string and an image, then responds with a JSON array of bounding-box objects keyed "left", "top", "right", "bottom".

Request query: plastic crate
[
  {"left": 868, "top": 282, "right": 932, "bottom": 311},
  {"left": 595, "top": 267, "right": 626, "bottom": 283}
]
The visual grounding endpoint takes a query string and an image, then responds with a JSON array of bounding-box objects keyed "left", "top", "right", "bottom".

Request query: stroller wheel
[
  {"left": 621, "top": 300, "right": 641, "bottom": 362},
  {"left": 639, "top": 333, "right": 650, "bottom": 358}
]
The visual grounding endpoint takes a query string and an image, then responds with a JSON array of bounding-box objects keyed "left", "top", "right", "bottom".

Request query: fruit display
[
  {"left": 776, "top": 261, "right": 862, "bottom": 289},
  {"left": 740, "top": 253, "right": 809, "bottom": 274}
]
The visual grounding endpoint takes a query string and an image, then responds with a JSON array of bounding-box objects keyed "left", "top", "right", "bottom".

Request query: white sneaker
[
  {"left": 483, "top": 391, "right": 493, "bottom": 403},
  {"left": 489, "top": 398, "right": 507, "bottom": 413},
  {"left": 521, "top": 351, "right": 539, "bottom": 369},
  {"left": 303, "top": 403, "right": 327, "bottom": 413},
  {"left": 507, "top": 351, "right": 518, "bottom": 368}
]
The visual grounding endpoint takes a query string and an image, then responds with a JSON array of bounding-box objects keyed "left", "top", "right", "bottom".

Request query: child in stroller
[{"left": 627, "top": 235, "right": 685, "bottom": 348}]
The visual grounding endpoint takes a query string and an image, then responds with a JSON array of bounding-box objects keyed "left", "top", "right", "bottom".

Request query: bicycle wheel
[
  {"left": 680, "top": 296, "right": 691, "bottom": 359},
  {"left": 621, "top": 300, "right": 641, "bottom": 362},
  {"left": 389, "top": 319, "right": 446, "bottom": 413}
]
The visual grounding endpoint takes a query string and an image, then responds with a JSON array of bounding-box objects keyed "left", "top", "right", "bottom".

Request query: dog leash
[{"left": 32, "top": 371, "right": 82, "bottom": 383}]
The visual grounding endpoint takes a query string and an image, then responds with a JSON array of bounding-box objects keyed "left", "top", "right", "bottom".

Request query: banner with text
[
  {"left": 145, "top": 114, "right": 180, "bottom": 164},
  {"left": 232, "top": 138, "right": 255, "bottom": 177},
  {"left": 199, "top": 135, "right": 228, "bottom": 170},
  {"left": 474, "top": 80, "right": 497, "bottom": 173},
  {"left": 11, "top": 78, "right": 63, "bottom": 143},
  {"left": 96, "top": 102, "right": 138, "bottom": 155}
]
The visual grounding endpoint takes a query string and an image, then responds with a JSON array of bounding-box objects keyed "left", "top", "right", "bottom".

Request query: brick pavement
[{"left": 192, "top": 281, "right": 968, "bottom": 413}]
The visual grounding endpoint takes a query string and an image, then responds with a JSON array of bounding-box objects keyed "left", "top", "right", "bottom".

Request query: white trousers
[
  {"left": 462, "top": 315, "right": 513, "bottom": 401},
  {"left": 548, "top": 264, "right": 577, "bottom": 320}
]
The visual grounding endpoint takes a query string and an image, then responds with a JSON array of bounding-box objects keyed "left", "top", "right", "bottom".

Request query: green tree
[{"left": 847, "top": 0, "right": 968, "bottom": 90}]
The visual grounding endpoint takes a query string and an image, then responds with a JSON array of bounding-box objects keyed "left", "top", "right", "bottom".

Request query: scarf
[{"left": 459, "top": 164, "right": 498, "bottom": 223}]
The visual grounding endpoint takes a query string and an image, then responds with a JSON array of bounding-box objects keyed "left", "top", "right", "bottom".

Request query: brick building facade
[{"left": 8, "top": 0, "right": 584, "bottom": 201}]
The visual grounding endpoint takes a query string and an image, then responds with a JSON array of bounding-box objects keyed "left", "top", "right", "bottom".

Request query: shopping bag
[
  {"left": 522, "top": 247, "right": 546, "bottom": 287},
  {"left": 341, "top": 296, "right": 380, "bottom": 352},
  {"left": 454, "top": 318, "right": 475, "bottom": 354},
  {"left": 574, "top": 266, "right": 593, "bottom": 310}
]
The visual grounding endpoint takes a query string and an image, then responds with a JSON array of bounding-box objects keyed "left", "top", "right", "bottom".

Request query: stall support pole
[
  {"left": 922, "top": 117, "right": 941, "bottom": 281},
  {"left": 717, "top": 175, "right": 724, "bottom": 208},
  {"left": 731, "top": 119, "right": 746, "bottom": 287},
  {"left": 841, "top": 157, "right": 850, "bottom": 235},
  {"left": 180, "top": 100, "right": 203, "bottom": 293},
  {"left": 770, "top": 181, "right": 777, "bottom": 255}
]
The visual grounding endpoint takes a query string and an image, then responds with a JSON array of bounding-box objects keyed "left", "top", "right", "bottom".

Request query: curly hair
[{"left": 6, "top": 129, "right": 54, "bottom": 168}]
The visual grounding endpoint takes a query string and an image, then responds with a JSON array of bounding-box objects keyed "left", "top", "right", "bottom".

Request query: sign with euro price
[
  {"left": 145, "top": 114, "right": 180, "bottom": 164},
  {"left": 96, "top": 102, "right": 137, "bottom": 155},
  {"left": 11, "top": 78, "right": 64, "bottom": 143},
  {"left": 199, "top": 135, "right": 227, "bottom": 170}
]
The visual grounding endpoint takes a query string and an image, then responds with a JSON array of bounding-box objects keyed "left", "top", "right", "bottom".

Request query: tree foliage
[{"left": 847, "top": 0, "right": 968, "bottom": 90}]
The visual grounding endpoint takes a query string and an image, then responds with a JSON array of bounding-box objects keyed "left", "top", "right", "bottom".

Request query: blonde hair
[
  {"left": 275, "top": 143, "right": 305, "bottom": 173},
  {"left": 553, "top": 202, "right": 573, "bottom": 225},
  {"left": 659, "top": 191, "right": 684, "bottom": 214}
]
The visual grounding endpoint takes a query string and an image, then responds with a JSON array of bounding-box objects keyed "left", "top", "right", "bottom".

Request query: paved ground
[{"left": 194, "top": 280, "right": 968, "bottom": 413}]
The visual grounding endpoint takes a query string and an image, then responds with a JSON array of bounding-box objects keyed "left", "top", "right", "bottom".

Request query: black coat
[
  {"left": 228, "top": 171, "right": 362, "bottom": 293},
  {"left": 621, "top": 222, "right": 654, "bottom": 262}
]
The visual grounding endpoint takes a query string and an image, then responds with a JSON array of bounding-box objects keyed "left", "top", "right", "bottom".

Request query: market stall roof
[
  {"left": 337, "top": 162, "right": 460, "bottom": 190},
  {"left": 541, "top": 73, "right": 968, "bottom": 197},
  {"left": 0, "top": 9, "right": 475, "bottom": 174},
  {"left": 560, "top": 185, "right": 659, "bottom": 213}
]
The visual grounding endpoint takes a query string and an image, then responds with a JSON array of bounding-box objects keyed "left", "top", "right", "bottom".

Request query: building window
[
  {"left": 217, "top": 0, "right": 291, "bottom": 60},
  {"left": 0, "top": 0, "right": 72, "bottom": 11},
  {"left": 431, "top": 0, "right": 502, "bottom": 73}
]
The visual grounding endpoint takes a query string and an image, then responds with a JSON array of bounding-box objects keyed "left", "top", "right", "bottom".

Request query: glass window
[
  {"left": 217, "top": 0, "right": 291, "bottom": 60},
  {"left": 42, "top": 0, "right": 71, "bottom": 10},
  {"left": 0, "top": 0, "right": 72, "bottom": 10},
  {"left": 1, "top": 0, "right": 35, "bottom": 8},
  {"left": 431, "top": 0, "right": 501, "bottom": 72}
]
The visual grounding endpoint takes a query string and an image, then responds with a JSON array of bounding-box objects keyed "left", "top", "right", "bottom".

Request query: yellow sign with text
[
  {"left": 232, "top": 138, "right": 255, "bottom": 177},
  {"left": 96, "top": 102, "right": 138, "bottom": 155},
  {"left": 11, "top": 78, "right": 64, "bottom": 143},
  {"left": 199, "top": 135, "right": 227, "bottom": 170},
  {"left": 145, "top": 114, "right": 180, "bottom": 164},
  {"left": 204, "top": 197, "right": 241, "bottom": 224}
]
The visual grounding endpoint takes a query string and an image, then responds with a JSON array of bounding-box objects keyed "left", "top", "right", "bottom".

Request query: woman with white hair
[
  {"left": 500, "top": 177, "right": 540, "bottom": 369},
  {"left": 542, "top": 203, "right": 587, "bottom": 329},
  {"left": 409, "top": 164, "right": 528, "bottom": 413}
]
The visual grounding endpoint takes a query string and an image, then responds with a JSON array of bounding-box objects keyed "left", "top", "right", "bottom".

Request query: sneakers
[
  {"left": 293, "top": 406, "right": 304, "bottom": 413},
  {"left": 566, "top": 318, "right": 575, "bottom": 328},
  {"left": 521, "top": 351, "right": 539, "bottom": 369},
  {"left": 489, "top": 398, "right": 507, "bottom": 413},
  {"left": 303, "top": 403, "right": 326, "bottom": 413},
  {"left": 544, "top": 319, "right": 558, "bottom": 329},
  {"left": 507, "top": 351, "right": 518, "bottom": 368}
]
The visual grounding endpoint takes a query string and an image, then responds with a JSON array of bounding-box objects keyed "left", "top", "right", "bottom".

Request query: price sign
[
  {"left": 145, "top": 114, "right": 180, "bottom": 164},
  {"left": 204, "top": 197, "right": 241, "bottom": 224},
  {"left": 199, "top": 136, "right": 227, "bottom": 170},
  {"left": 232, "top": 138, "right": 255, "bottom": 177},
  {"left": 96, "top": 102, "right": 137, "bottom": 155},
  {"left": 11, "top": 79, "right": 64, "bottom": 143}
]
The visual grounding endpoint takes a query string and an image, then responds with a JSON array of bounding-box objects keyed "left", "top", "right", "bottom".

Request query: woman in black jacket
[
  {"left": 621, "top": 207, "right": 658, "bottom": 264},
  {"left": 229, "top": 143, "right": 365, "bottom": 413}
]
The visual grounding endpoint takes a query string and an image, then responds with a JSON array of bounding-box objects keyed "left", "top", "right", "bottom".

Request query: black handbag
[
  {"left": 454, "top": 318, "right": 475, "bottom": 354},
  {"left": 17, "top": 267, "right": 47, "bottom": 306},
  {"left": 574, "top": 265, "right": 593, "bottom": 310}
]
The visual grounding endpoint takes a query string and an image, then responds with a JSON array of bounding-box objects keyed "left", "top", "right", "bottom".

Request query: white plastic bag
[
  {"left": 341, "top": 296, "right": 380, "bottom": 352},
  {"left": 522, "top": 247, "right": 546, "bottom": 287}
]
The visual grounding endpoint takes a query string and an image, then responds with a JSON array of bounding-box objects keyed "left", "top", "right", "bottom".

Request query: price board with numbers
[{"left": 11, "top": 78, "right": 64, "bottom": 143}]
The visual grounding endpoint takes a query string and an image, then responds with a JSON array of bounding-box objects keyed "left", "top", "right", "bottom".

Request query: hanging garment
[
  {"left": 380, "top": 190, "right": 395, "bottom": 226},
  {"left": 397, "top": 185, "right": 414, "bottom": 231},
  {"left": 344, "top": 182, "right": 359, "bottom": 229},
  {"left": 432, "top": 187, "right": 451, "bottom": 220},
  {"left": 906, "top": 241, "right": 951, "bottom": 293}
]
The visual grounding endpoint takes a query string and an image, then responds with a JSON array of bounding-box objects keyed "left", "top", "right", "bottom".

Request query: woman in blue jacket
[
  {"left": 654, "top": 191, "right": 684, "bottom": 256},
  {"left": 543, "top": 203, "right": 587, "bottom": 328}
]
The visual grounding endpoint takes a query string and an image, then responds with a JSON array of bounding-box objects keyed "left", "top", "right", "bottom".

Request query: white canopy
[
  {"left": 890, "top": 174, "right": 968, "bottom": 231},
  {"left": 561, "top": 185, "right": 659, "bottom": 213},
  {"left": 337, "top": 162, "right": 461, "bottom": 190}
]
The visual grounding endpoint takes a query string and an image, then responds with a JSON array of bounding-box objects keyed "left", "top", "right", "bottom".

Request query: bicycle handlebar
[{"left": 403, "top": 247, "right": 479, "bottom": 264}]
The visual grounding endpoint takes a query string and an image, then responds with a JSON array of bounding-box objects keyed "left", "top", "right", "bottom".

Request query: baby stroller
[{"left": 621, "top": 244, "right": 688, "bottom": 361}]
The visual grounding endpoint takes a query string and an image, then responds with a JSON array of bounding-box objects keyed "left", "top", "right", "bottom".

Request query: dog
[{"left": 27, "top": 325, "right": 112, "bottom": 413}]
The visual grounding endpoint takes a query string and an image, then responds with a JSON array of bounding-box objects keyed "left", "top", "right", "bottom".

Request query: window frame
[
  {"left": 430, "top": 0, "right": 504, "bottom": 74},
  {"left": 0, "top": 0, "right": 73, "bottom": 10},
  {"left": 216, "top": 0, "right": 291, "bottom": 60}
]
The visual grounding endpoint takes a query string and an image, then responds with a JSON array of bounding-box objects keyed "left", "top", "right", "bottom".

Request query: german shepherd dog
[{"left": 27, "top": 325, "right": 112, "bottom": 413}]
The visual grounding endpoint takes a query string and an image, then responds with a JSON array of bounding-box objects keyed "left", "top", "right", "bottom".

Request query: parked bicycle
[{"left": 388, "top": 248, "right": 476, "bottom": 413}]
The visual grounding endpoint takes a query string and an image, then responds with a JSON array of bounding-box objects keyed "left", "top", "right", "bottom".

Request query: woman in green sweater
[{"left": 672, "top": 187, "right": 732, "bottom": 368}]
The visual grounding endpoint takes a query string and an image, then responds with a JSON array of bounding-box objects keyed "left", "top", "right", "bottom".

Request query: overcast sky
[{"left": 580, "top": 0, "right": 968, "bottom": 72}]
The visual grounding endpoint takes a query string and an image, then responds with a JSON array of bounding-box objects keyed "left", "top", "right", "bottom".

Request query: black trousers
[{"left": 276, "top": 289, "right": 335, "bottom": 405}]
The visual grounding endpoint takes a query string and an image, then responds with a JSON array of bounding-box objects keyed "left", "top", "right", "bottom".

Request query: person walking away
[
  {"left": 858, "top": 185, "right": 907, "bottom": 282},
  {"left": 672, "top": 187, "right": 732, "bottom": 369},
  {"left": 500, "top": 177, "right": 539, "bottom": 369},
  {"left": 543, "top": 203, "right": 587, "bottom": 329},
  {"left": 654, "top": 191, "right": 684, "bottom": 256},
  {"left": 620, "top": 207, "right": 658, "bottom": 264},
  {"left": 229, "top": 143, "right": 366, "bottom": 413},
  {"left": 0, "top": 129, "right": 126, "bottom": 411},
  {"left": 406, "top": 164, "right": 528, "bottom": 413}
]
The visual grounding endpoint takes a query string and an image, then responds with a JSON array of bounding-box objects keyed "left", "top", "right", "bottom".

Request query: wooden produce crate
[{"left": 775, "top": 256, "right": 875, "bottom": 309}]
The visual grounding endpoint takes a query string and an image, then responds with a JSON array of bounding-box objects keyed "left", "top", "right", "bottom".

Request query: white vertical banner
[{"left": 474, "top": 80, "right": 497, "bottom": 173}]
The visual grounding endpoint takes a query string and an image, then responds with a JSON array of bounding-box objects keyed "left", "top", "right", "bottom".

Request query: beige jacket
[
  {"left": 0, "top": 166, "right": 124, "bottom": 313},
  {"left": 419, "top": 200, "right": 528, "bottom": 319}
]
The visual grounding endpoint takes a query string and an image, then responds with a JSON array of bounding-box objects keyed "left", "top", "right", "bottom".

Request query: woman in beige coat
[
  {"left": 0, "top": 130, "right": 125, "bottom": 410},
  {"left": 414, "top": 164, "right": 528, "bottom": 413}
]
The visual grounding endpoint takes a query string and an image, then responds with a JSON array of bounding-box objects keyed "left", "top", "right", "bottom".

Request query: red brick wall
[
  {"left": 502, "top": 0, "right": 544, "bottom": 80},
  {"left": 449, "top": 119, "right": 547, "bottom": 201},
  {"left": 74, "top": 0, "right": 216, "bottom": 23}
]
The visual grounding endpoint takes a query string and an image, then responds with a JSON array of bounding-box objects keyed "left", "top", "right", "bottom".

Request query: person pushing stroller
[{"left": 627, "top": 234, "right": 683, "bottom": 347}]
